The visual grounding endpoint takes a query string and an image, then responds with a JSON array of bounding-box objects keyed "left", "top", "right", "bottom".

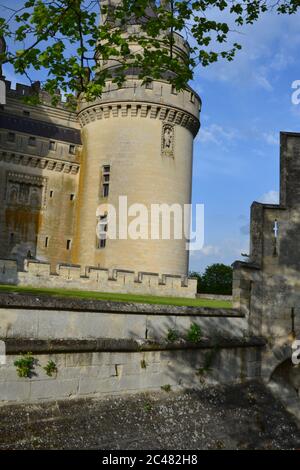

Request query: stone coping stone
[
  {"left": 2, "top": 336, "right": 266, "bottom": 354},
  {"left": 0, "top": 292, "right": 240, "bottom": 317}
]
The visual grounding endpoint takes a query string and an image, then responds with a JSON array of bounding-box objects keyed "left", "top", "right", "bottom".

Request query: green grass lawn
[{"left": 0, "top": 284, "right": 232, "bottom": 309}]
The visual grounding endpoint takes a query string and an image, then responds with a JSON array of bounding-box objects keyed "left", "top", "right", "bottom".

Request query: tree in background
[
  {"left": 189, "top": 271, "right": 201, "bottom": 293},
  {"left": 0, "top": 0, "right": 299, "bottom": 103},
  {"left": 190, "top": 264, "right": 233, "bottom": 295}
]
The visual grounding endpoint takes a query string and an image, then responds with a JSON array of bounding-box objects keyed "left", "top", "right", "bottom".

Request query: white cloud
[
  {"left": 197, "top": 123, "right": 236, "bottom": 146},
  {"left": 258, "top": 190, "right": 279, "bottom": 204},
  {"left": 270, "top": 52, "right": 295, "bottom": 72},
  {"left": 189, "top": 239, "right": 249, "bottom": 271},
  {"left": 194, "top": 12, "right": 300, "bottom": 92},
  {"left": 262, "top": 132, "right": 279, "bottom": 146},
  {"left": 254, "top": 74, "right": 273, "bottom": 92},
  {"left": 200, "top": 245, "right": 220, "bottom": 256}
]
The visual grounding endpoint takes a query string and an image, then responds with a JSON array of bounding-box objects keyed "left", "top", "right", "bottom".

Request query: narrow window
[
  {"left": 102, "top": 165, "right": 110, "bottom": 198},
  {"left": 9, "top": 233, "right": 14, "bottom": 244},
  {"left": 145, "top": 81, "right": 153, "bottom": 90},
  {"left": 97, "top": 215, "right": 108, "bottom": 249},
  {"left": 100, "top": 238, "right": 106, "bottom": 248},
  {"left": 70, "top": 194, "right": 75, "bottom": 201},
  {"left": 49, "top": 190, "right": 54, "bottom": 198},
  {"left": 7, "top": 132, "right": 15, "bottom": 142},
  {"left": 49, "top": 141, "right": 56, "bottom": 151},
  {"left": 45, "top": 237, "right": 49, "bottom": 248},
  {"left": 171, "top": 85, "right": 177, "bottom": 95},
  {"left": 69, "top": 144, "right": 76, "bottom": 155},
  {"left": 66, "top": 239, "right": 72, "bottom": 250},
  {"left": 28, "top": 136, "right": 36, "bottom": 146},
  {"left": 190, "top": 92, "right": 195, "bottom": 103}
]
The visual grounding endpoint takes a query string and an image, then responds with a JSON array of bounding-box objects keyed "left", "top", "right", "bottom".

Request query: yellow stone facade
[
  {"left": 0, "top": 25, "right": 200, "bottom": 293},
  {"left": 76, "top": 77, "right": 200, "bottom": 275}
]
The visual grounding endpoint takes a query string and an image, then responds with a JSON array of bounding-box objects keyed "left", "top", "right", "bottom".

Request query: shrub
[
  {"left": 14, "top": 353, "right": 35, "bottom": 378},
  {"left": 43, "top": 360, "right": 57, "bottom": 377},
  {"left": 186, "top": 323, "right": 202, "bottom": 343},
  {"left": 166, "top": 328, "right": 179, "bottom": 342}
]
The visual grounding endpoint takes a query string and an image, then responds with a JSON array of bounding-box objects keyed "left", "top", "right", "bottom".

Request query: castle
[
  {"left": 0, "top": 4, "right": 299, "bottom": 421},
  {"left": 0, "top": 4, "right": 200, "bottom": 297}
]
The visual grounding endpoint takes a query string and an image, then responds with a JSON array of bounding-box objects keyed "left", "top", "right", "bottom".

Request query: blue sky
[{"left": 2, "top": 3, "right": 300, "bottom": 273}]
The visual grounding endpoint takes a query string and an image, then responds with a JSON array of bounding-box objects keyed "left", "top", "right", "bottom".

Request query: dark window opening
[
  {"left": 49, "top": 190, "right": 54, "bottom": 198},
  {"left": 97, "top": 215, "right": 108, "bottom": 249},
  {"left": 45, "top": 237, "right": 49, "bottom": 248},
  {"left": 103, "top": 184, "right": 109, "bottom": 198},
  {"left": 23, "top": 110, "right": 30, "bottom": 116},
  {"left": 66, "top": 239, "right": 72, "bottom": 250},
  {"left": 70, "top": 194, "right": 75, "bottom": 201},
  {"left": 69, "top": 145, "right": 76, "bottom": 155},
  {"left": 49, "top": 141, "right": 56, "bottom": 151},
  {"left": 102, "top": 165, "right": 110, "bottom": 198},
  {"left": 28, "top": 136, "right": 36, "bottom": 146},
  {"left": 100, "top": 238, "right": 106, "bottom": 248},
  {"left": 7, "top": 132, "right": 15, "bottom": 142}
]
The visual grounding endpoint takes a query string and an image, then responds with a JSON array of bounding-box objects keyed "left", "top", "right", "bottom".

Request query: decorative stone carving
[
  {"left": 78, "top": 103, "right": 200, "bottom": 137},
  {"left": 5, "top": 171, "right": 48, "bottom": 209},
  {"left": 0, "top": 151, "right": 80, "bottom": 175},
  {"left": 161, "top": 123, "right": 174, "bottom": 157}
]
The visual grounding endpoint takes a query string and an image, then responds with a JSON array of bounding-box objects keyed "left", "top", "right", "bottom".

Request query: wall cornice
[
  {"left": 78, "top": 101, "right": 200, "bottom": 137},
  {"left": 0, "top": 149, "right": 80, "bottom": 175}
]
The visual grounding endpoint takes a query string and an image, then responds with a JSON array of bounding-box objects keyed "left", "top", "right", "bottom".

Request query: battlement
[
  {"left": 0, "top": 259, "right": 197, "bottom": 298},
  {"left": 4, "top": 80, "right": 73, "bottom": 109},
  {"left": 79, "top": 78, "right": 201, "bottom": 125}
]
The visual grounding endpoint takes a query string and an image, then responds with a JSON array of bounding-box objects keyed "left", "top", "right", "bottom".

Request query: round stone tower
[{"left": 74, "top": 4, "right": 201, "bottom": 276}]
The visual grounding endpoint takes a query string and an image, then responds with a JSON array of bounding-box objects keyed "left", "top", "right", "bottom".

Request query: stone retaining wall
[
  {"left": 0, "top": 294, "right": 247, "bottom": 341},
  {"left": 0, "top": 293, "right": 262, "bottom": 404},
  {"left": 0, "top": 338, "right": 263, "bottom": 403}
]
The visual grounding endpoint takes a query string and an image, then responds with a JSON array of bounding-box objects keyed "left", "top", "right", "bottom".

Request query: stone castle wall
[
  {"left": 233, "top": 132, "right": 300, "bottom": 345},
  {"left": 75, "top": 78, "right": 200, "bottom": 276},
  {"left": 0, "top": 80, "right": 81, "bottom": 270},
  {"left": 232, "top": 132, "right": 300, "bottom": 422},
  {"left": 0, "top": 259, "right": 197, "bottom": 298},
  {"left": 1, "top": 77, "right": 200, "bottom": 286}
]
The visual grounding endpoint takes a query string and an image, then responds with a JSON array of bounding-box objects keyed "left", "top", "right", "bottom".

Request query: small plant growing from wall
[
  {"left": 166, "top": 328, "right": 179, "bottom": 342},
  {"left": 43, "top": 360, "right": 58, "bottom": 377},
  {"left": 161, "top": 384, "right": 172, "bottom": 392},
  {"left": 140, "top": 359, "right": 147, "bottom": 369},
  {"left": 14, "top": 353, "right": 35, "bottom": 378},
  {"left": 186, "top": 323, "right": 202, "bottom": 343},
  {"left": 196, "top": 347, "right": 218, "bottom": 377}
]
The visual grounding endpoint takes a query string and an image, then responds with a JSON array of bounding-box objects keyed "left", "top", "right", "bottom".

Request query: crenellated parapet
[
  {"left": 4, "top": 80, "right": 70, "bottom": 109},
  {"left": 0, "top": 259, "right": 197, "bottom": 298},
  {"left": 78, "top": 78, "right": 201, "bottom": 137}
]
